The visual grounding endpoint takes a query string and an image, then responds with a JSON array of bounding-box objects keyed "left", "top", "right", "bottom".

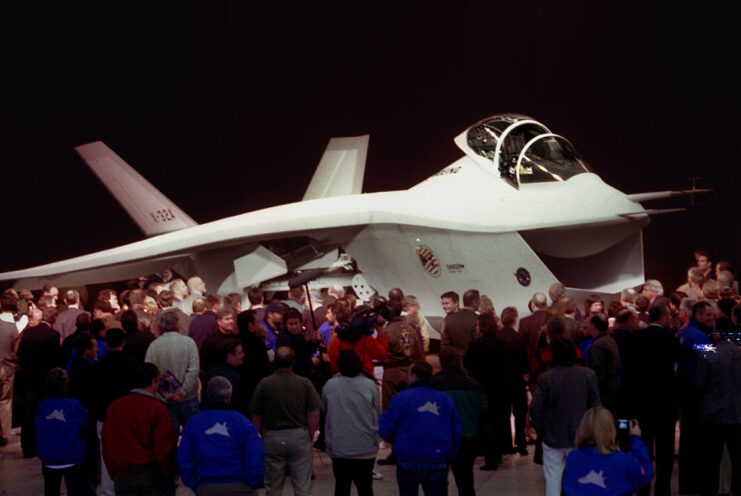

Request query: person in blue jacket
[
  {"left": 379, "top": 360, "right": 462, "bottom": 496},
  {"left": 35, "top": 367, "right": 94, "bottom": 496},
  {"left": 178, "top": 375, "right": 264, "bottom": 495},
  {"left": 562, "top": 406, "right": 653, "bottom": 496}
]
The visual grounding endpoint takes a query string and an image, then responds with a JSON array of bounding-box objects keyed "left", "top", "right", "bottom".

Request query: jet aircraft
[{"left": 0, "top": 114, "right": 706, "bottom": 333}]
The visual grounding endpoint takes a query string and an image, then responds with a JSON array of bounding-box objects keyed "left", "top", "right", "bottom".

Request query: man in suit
[
  {"left": 464, "top": 313, "right": 507, "bottom": 470},
  {"left": 441, "top": 291, "right": 477, "bottom": 362},
  {"left": 518, "top": 292, "right": 549, "bottom": 362},
  {"left": 694, "top": 324, "right": 741, "bottom": 496},
  {"left": 150, "top": 290, "right": 190, "bottom": 337},
  {"left": 188, "top": 294, "right": 222, "bottom": 349},
  {"left": 585, "top": 313, "right": 620, "bottom": 413},
  {"left": 54, "top": 290, "right": 89, "bottom": 341},
  {"left": 498, "top": 307, "right": 528, "bottom": 455},
  {"left": 619, "top": 303, "right": 681, "bottom": 496},
  {"left": 0, "top": 293, "right": 19, "bottom": 446},
  {"left": 16, "top": 303, "right": 62, "bottom": 457}
]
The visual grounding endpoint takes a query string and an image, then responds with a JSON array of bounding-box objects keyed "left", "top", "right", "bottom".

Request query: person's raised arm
[{"left": 626, "top": 419, "right": 653, "bottom": 491}]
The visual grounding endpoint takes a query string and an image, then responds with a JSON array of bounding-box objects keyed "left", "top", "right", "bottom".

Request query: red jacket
[
  {"left": 102, "top": 391, "right": 177, "bottom": 480},
  {"left": 329, "top": 332, "right": 389, "bottom": 377}
]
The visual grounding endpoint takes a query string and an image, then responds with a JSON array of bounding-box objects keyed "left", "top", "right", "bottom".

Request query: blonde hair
[
  {"left": 479, "top": 295, "right": 496, "bottom": 317},
  {"left": 574, "top": 406, "right": 617, "bottom": 455},
  {"left": 144, "top": 296, "right": 158, "bottom": 315}
]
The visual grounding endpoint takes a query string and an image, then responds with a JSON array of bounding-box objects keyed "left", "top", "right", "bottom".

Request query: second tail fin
[
  {"left": 302, "top": 135, "right": 369, "bottom": 201},
  {"left": 75, "top": 141, "right": 198, "bottom": 236}
]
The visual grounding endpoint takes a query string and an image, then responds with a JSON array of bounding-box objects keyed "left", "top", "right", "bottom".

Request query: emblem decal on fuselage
[
  {"left": 515, "top": 267, "right": 531, "bottom": 286},
  {"left": 417, "top": 245, "right": 441, "bottom": 277}
]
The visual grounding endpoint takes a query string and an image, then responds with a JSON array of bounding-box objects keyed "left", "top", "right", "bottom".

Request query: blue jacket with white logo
[
  {"left": 562, "top": 435, "right": 653, "bottom": 496},
  {"left": 35, "top": 397, "right": 88, "bottom": 466},
  {"left": 379, "top": 381, "right": 461, "bottom": 466},
  {"left": 178, "top": 405, "right": 264, "bottom": 490},
  {"left": 677, "top": 320, "right": 712, "bottom": 381}
]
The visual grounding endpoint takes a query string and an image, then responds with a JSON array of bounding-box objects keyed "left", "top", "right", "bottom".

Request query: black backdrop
[{"left": 1, "top": 1, "right": 738, "bottom": 293}]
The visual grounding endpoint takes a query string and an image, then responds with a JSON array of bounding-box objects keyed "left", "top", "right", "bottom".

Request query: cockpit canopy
[{"left": 455, "top": 114, "right": 590, "bottom": 188}]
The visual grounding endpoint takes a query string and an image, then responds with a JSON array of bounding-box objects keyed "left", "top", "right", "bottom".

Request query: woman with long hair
[
  {"left": 583, "top": 296, "right": 605, "bottom": 319},
  {"left": 562, "top": 406, "right": 653, "bottom": 495}
]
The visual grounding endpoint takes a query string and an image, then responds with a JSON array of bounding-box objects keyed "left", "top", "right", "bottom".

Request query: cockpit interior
[{"left": 463, "top": 115, "right": 590, "bottom": 189}]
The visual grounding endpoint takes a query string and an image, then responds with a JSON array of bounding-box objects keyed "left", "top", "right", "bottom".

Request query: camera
[
  {"left": 334, "top": 300, "right": 401, "bottom": 343},
  {"left": 335, "top": 305, "right": 376, "bottom": 342},
  {"left": 616, "top": 418, "right": 631, "bottom": 452}
]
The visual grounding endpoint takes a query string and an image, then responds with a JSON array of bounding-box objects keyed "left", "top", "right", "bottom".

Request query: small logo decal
[
  {"left": 46, "top": 409, "right": 66, "bottom": 422},
  {"left": 446, "top": 263, "right": 465, "bottom": 273},
  {"left": 417, "top": 245, "right": 441, "bottom": 277},
  {"left": 515, "top": 268, "right": 531, "bottom": 286},
  {"left": 578, "top": 470, "right": 607, "bottom": 488},
  {"left": 204, "top": 422, "right": 230, "bottom": 437},
  {"left": 417, "top": 401, "right": 440, "bottom": 415}
]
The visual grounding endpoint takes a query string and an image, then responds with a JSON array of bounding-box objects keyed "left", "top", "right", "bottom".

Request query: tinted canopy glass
[
  {"left": 464, "top": 115, "right": 588, "bottom": 188},
  {"left": 517, "top": 135, "right": 589, "bottom": 184}
]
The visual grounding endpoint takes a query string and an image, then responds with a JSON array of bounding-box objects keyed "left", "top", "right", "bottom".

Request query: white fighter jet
[{"left": 0, "top": 114, "right": 706, "bottom": 329}]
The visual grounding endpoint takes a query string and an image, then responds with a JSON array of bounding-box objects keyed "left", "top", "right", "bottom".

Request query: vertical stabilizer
[
  {"left": 75, "top": 141, "right": 198, "bottom": 236},
  {"left": 302, "top": 135, "right": 369, "bottom": 201}
]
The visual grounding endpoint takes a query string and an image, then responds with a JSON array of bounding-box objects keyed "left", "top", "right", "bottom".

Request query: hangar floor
[{"left": 0, "top": 430, "right": 684, "bottom": 495}]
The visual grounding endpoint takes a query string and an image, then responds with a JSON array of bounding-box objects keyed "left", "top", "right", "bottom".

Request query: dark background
[{"left": 1, "top": 1, "right": 738, "bottom": 292}]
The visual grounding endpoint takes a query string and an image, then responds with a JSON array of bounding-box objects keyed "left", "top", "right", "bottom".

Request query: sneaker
[{"left": 372, "top": 470, "right": 383, "bottom": 480}]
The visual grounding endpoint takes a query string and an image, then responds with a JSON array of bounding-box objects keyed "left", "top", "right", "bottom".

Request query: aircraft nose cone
[{"left": 566, "top": 173, "right": 641, "bottom": 216}]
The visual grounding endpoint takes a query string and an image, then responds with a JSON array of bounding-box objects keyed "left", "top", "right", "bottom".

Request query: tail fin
[
  {"left": 75, "top": 141, "right": 198, "bottom": 236},
  {"left": 302, "top": 135, "right": 369, "bottom": 201}
]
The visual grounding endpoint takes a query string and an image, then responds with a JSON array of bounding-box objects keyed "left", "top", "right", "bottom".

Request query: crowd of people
[{"left": 0, "top": 247, "right": 739, "bottom": 496}]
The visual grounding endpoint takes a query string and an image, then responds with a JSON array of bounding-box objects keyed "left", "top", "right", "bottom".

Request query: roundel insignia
[
  {"left": 515, "top": 267, "right": 531, "bottom": 286},
  {"left": 416, "top": 245, "right": 441, "bottom": 278}
]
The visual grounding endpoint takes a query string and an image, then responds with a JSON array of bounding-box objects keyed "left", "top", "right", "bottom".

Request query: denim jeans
[
  {"left": 166, "top": 397, "right": 199, "bottom": 435},
  {"left": 396, "top": 463, "right": 448, "bottom": 496}
]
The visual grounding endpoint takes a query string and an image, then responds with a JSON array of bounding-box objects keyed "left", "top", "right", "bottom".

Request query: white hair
[
  {"left": 207, "top": 376, "right": 232, "bottom": 402},
  {"left": 643, "top": 279, "right": 664, "bottom": 296},
  {"left": 328, "top": 283, "right": 345, "bottom": 299},
  {"left": 187, "top": 276, "right": 203, "bottom": 292},
  {"left": 531, "top": 292, "right": 548, "bottom": 309}
]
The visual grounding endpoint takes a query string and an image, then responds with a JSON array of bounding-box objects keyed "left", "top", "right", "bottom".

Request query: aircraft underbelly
[
  {"left": 519, "top": 220, "right": 646, "bottom": 258},
  {"left": 344, "top": 225, "right": 560, "bottom": 319}
]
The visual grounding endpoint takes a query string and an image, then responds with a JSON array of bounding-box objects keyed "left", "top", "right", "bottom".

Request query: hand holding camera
[{"left": 628, "top": 419, "right": 641, "bottom": 437}]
